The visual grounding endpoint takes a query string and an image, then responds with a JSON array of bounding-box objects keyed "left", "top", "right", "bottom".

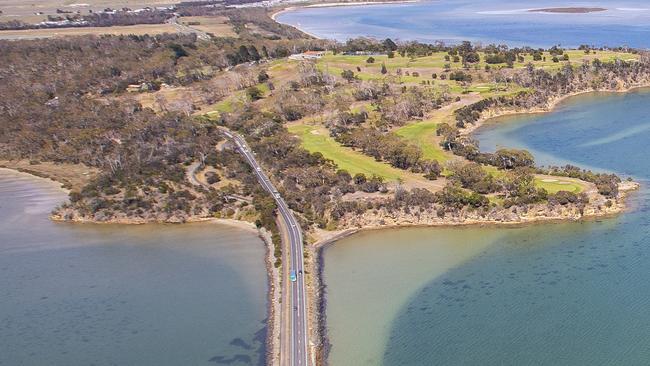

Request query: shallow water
[
  {"left": 277, "top": 0, "right": 650, "bottom": 47},
  {"left": 0, "top": 169, "right": 268, "bottom": 366},
  {"left": 323, "top": 89, "right": 650, "bottom": 365}
]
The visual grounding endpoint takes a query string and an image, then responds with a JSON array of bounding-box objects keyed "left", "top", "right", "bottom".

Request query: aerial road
[{"left": 220, "top": 128, "right": 310, "bottom": 366}]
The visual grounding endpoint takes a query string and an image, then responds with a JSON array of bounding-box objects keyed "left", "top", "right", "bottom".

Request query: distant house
[{"left": 289, "top": 50, "right": 325, "bottom": 60}]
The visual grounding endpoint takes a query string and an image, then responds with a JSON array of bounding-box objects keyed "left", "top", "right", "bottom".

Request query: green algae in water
[{"left": 324, "top": 89, "right": 650, "bottom": 365}]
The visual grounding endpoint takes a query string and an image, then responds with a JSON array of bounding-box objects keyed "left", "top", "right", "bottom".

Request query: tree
[
  {"left": 449, "top": 162, "right": 496, "bottom": 193},
  {"left": 383, "top": 38, "right": 398, "bottom": 51},
  {"left": 205, "top": 171, "right": 220, "bottom": 184},
  {"left": 169, "top": 43, "right": 188, "bottom": 60},
  {"left": 249, "top": 45, "right": 261, "bottom": 61},
  {"left": 494, "top": 149, "right": 534, "bottom": 169},
  {"left": 353, "top": 173, "right": 367, "bottom": 185},
  {"left": 341, "top": 69, "right": 356, "bottom": 83},
  {"left": 238, "top": 45, "right": 250, "bottom": 61},
  {"left": 366, "top": 56, "right": 375, "bottom": 64},
  {"left": 381, "top": 63, "right": 388, "bottom": 74},
  {"left": 463, "top": 52, "right": 480, "bottom": 63},
  {"left": 258, "top": 70, "right": 270, "bottom": 83},
  {"left": 246, "top": 86, "right": 263, "bottom": 100}
]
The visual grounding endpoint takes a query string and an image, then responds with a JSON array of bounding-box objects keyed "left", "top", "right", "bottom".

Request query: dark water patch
[
  {"left": 0, "top": 171, "right": 268, "bottom": 366},
  {"left": 209, "top": 354, "right": 252, "bottom": 364},
  {"left": 381, "top": 88, "right": 650, "bottom": 365}
]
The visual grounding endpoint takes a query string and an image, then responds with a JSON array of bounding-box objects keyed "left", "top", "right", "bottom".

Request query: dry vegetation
[
  {"left": 178, "top": 15, "right": 237, "bottom": 38},
  {"left": 0, "top": 4, "right": 642, "bottom": 238},
  {"left": 0, "top": 23, "right": 178, "bottom": 39}
]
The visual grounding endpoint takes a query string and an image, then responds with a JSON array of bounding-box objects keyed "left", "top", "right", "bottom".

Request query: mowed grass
[
  {"left": 288, "top": 123, "right": 404, "bottom": 181},
  {"left": 395, "top": 118, "right": 451, "bottom": 162},
  {"left": 319, "top": 50, "right": 638, "bottom": 74},
  {"left": 535, "top": 178, "right": 584, "bottom": 194},
  {"left": 483, "top": 166, "right": 585, "bottom": 194}
]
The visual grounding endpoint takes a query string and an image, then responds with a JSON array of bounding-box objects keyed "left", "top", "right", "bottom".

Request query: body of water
[
  {"left": 323, "top": 89, "right": 650, "bottom": 365},
  {"left": 277, "top": 0, "right": 650, "bottom": 48},
  {"left": 0, "top": 169, "right": 268, "bottom": 366}
]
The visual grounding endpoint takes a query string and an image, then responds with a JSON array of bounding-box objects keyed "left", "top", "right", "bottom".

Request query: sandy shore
[
  {"left": 306, "top": 86, "right": 648, "bottom": 364},
  {"left": 271, "top": 0, "right": 419, "bottom": 22}
]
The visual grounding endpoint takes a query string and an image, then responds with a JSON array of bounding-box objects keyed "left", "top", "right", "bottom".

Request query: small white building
[{"left": 289, "top": 51, "right": 325, "bottom": 60}]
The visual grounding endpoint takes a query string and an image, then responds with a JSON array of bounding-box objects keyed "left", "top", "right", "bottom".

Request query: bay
[
  {"left": 323, "top": 89, "right": 650, "bottom": 365},
  {"left": 0, "top": 169, "right": 268, "bottom": 366}
]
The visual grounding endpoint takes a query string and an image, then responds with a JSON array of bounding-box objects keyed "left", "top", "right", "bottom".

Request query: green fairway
[
  {"left": 535, "top": 178, "right": 584, "bottom": 194},
  {"left": 288, "top": 123, "right": 404, "bottom": 181},
  {"left": 483, "top": 166, "right": 584, "bottom": 194},
  {"left": 395, "top": 119, "right": 451, "bottom": 163},
  {"left": 318, "top": 50, "right": 639, "bottom": 78}
]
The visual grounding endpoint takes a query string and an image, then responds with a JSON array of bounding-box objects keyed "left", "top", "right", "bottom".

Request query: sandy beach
[{"left": 271, "top": 0, "right": 420, "bottom": 22}]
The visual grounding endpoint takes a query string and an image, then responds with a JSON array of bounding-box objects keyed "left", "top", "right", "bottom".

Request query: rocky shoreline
[
  {"left": 459, "top": 84, "right": 650, "bottom": 137},
  {"left": 305, "top": 85, "right": 649, "bottom": 365},
  {"left": 3, "top": 85, "right": 649, "bottom": 366}
]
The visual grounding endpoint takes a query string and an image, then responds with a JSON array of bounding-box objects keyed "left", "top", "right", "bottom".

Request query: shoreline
[
  {"left": 309, "top": 182, "right": 640, "bottom": 366},
  {"left": 270, "top": 0, "right": 419, "bottom": 33},
  {"left": 307, "top": 85, "right": 650, "bottom": 365},
  {"left": 311, "top": 181, "right": 640, "bottom": 248},
  {"left": 4, "top": 87, "right": 650, "bottom": 366},
  {"left": 0, "top": 165, "right": 280, "bottom": 365},
  {"left": 459, "top": 85, "right": 650, "bottom": 136}
]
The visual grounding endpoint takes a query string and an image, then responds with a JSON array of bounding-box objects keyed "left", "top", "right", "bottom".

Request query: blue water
[
  {"left": 324, "top": 89, "right": 650, "bottom": 365},
  {"left": 277, "top": 0, "right": 650, "bottom": 47},
  {"left": 0, "top": 170, "right": 268, "bottom": 366},
  {"left": 475, "top": 89, "right": 650, "bottom": 175},
  {"left": 383, "top": 90, "right": 650, "bottom": 365}
]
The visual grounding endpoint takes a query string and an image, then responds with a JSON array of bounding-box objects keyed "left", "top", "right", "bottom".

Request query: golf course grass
[{"left": 288, "top": 123, "right": 405, "bottom": 181}]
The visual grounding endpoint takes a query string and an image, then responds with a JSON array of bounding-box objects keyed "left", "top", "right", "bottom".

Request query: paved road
[
  {"left": 221, "top": 128, "right": 310, "bottom": 366},
  {"left": 167, "top": 15, "right": 211, "bottom": 40},
  {"left": 185, "top": 161, "right": 251, "bottom": 203}
]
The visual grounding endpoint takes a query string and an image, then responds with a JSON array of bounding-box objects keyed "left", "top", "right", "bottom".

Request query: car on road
[
  {"left": 256, "top": 167, "right": 261, "bottom": 171},
  {"left": 290, "top": 270, "right": 297, "bottom": 282}
]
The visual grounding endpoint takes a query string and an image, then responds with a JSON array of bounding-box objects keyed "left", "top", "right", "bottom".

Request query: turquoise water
[
  {"left": 0, "top": 170, "right": 268, "bottom": 365},
  {"left": 277, "top": 0, "right": 650, "bottom": 47},
  {"left": 323, "top": 89, "right": 650, "bottom": 365}
]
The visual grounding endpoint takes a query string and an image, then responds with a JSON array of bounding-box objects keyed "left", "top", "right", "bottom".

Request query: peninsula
[{"left": 0, "top": 3, "right": 646, "bottom": 365}]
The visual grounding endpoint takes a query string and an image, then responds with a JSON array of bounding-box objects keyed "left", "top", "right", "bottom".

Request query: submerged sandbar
[{"left": 528, "top": 7, "right": 607, "bottom": 14}]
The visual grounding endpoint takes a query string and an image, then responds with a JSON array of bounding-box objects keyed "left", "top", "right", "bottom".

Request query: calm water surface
[
  {"left": 277, "top": 0, "right": 650, "bottom": 47},
  {"left": 0, "top": 169, "right": 268, "bottom": 366},
  {"left": 323, "top": 89, "right": 650, "bottom": 365}
]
